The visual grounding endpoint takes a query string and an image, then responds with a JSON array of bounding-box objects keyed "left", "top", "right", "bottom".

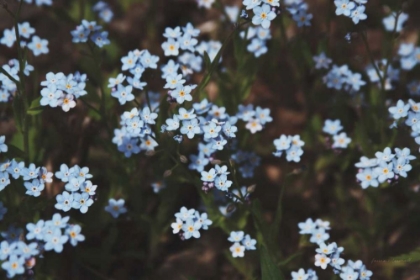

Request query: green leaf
[
  {"left": 391, "top": 247, "right": 420, "bottom": 263},
  {"left": 203, "top": 51, "right": 211, "bottom": 71},
  {"left": 260, "top": 245, "right": 284, "bottom": 280},
  {"left": 27, "top": 96, "right": 44, "bottom": 115}
]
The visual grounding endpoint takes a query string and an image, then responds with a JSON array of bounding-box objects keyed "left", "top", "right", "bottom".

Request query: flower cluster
[
  {"left": 39, "top": 72, "right": 87, "bottom": 112},
  {"left": 240, "top": 26, "right": 272, "bottom": 57},
  {"left": 287, "top": 0, "right": 313, "bottom": 27},
  {"left": 171, "top": 207, "right": 212, "bottom": 240},
  {"left": 113, "top": 107, "right": 158, "bottom": 157},
  {"left": 242, "top": 1, "right": 278, "bottom": 29},
  {"left": 0, "top": 213, "right": 84, "bottom": 278},
  {"left": 1, "top": 22, "right": 49, "bottom": 56},
  {"left": 355, "top": 147, "right": 415, "bottom": 189},
  {"left": 105, "top": 198, "right": 127, "bottom": 218},
  {"left": 383, "top": 12, "right": 409, "bottom": 33},
  {"left": 389, "top": 100, "right": 420, "bottom": 141},
  {"left": 54, "top": 164, "right": 96, "bottom": 213},
  {"left": 334, "top": 0, "right": 367, "bottom": 24},
  {"left": 93, "top": 1, "right": 114, "bottom": 22},
  {"left": 71, "top": 20, "right": 110, "bottom": 48},
  {"left": 0, "top": 158, "right": 53, "bottom": 195},
  {"left": 397, "top": 43, "right": 420, "bottom": 71},
  {"left": 0, "top": 59, "right": 34, "bottom": 102},
  {"left": 231, "top": 150, "right": 261, "bottom": 178},
  {"left": 273, "top": 134, "right": 305, "bottom": 162},
  {"left": 322, "top": 63, "right": 366, "bottom": 93},
  {"left": 111, "top": 48, "right": 159, "bottom": 103},
  {"left": 228, "top": 231, "right": 256, "bottom": 258},
  {"left": 322, "top": 119, "right": 351, "bottom": 149},
  {"left": 201, "top": 165, "right": 232, "bottom": 192},
  {"left": 298, "top": 218, "right": 373, "bottom": 279}
]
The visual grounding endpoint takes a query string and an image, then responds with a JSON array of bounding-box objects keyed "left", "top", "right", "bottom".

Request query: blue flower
[
  {"left": 243, "top": 0, "right": 262, "bottom": 10},
  {"left": 293, "top": 10, "right": 313, "bottom": 27},
  {"left": 55, "top": 164, "right": 71, "bottom": 182},
  {"left": 228, "top": 231, "right": 244, "bottom": 242},
  {"left": 242, "top": 234, "right": 257, "bottom": 250},
  {"left": 0, "top": 28, "right": 16, "bottom": 47},
  {"left": 65, "top": 177, "right": 85, "bottom": 192},
  {"left": 274, "top": 135, "right": 291, "bottom": 150},
  {"left": 164, "top": 74, "right": 186, "bottom": 89},
  {"left": 182, "top": 219, "right": 202, "bottom": 239},
  {"left": 72, "top": 193, "right": 94, "bottom": 213},
  {"left": 40, "top": 85, "right": 63, "bottom": 107},
  {"left": 105, "top": 198, "right": 127, "bottom": 218},
  {"left": 24, "top": 179, "right": 44, "bottom": 197},
  {"left": 323, "top": 119, "right": 343, "bottom": 135},
  {"left": 22, "top": 163, "right": 40, "bottom": 181},
  {"left": 252, "top": 4, "right": 277, "bottom": 29},
  {"left": 118, "top": 138, "right": 141, "bottom": 157},
  {"left": 111, "top": 84, "right": 135, "bottom": 105},
  {"left": 356, "top": 168, "right": 379, "bottom": 189},
  {"left": 16, "top": 241, "right": 39, "bottom": 258},
  {"left": 0, "top": 172, "right": 10, "bottom": 191},
  {"left": 26, "top": 220, "right": 45, "bottom": 240},
  {"left": 44, "top": 228, "right": 69, "bottom": 253},
  {"left": 66, "top": 225, "right": 85, "bottom": 246},
  {"left": 203, "top": 121, "right": 221, "bottom": 139},
  {"left": 350, "top": 5, "right": 367, "bottom": 24},
  {"left": 81, "top": 180, "right": 97, "bottom": 195},
  {"left": 309, "top": 228, "right": 330, "bottom": 244},
  {"left": 214, "top": 174, "right": 232, "bottom": 191},
  {"left": 393, "top": 158, "right": 412, "bottom": 178},
  {"left": 332, "top": 132, "right": 351, "bottom": 149},
  {"left": 340, "top": 268, "right": 359, "bottom": 280},
  {"left": 1, "top": 254, "right": 25, "bottom": 278},
  {"left": 179, "top": 34, "right": 198, "bottom": 52},
  {"left": 140, "top": 50, "right": 159, "bottom": 69},
  {"left": 27, "top": 35, "right": 49, "bottom": 56},
  {"left": 162, "top": 38, "right": 180, "bottom": 56},
  {"left": 313, "top": 52, "right": 332, "bottom": 69},
  {"left": 334, "top": 0, "right": 356, "bottom": 16},
  {"left": 194, "top": 212, "right": 213, "bottom": 230},
  {"left": 298, "top": 218, "right": 317, "bottom": 234},
  {"left": 175, "top": 207, "right": 196, "bottom": 221},
  {"left": 0, "top": 136, "right": 8, "bottom": 153},
  {"left": 375, "top": 147, "right": 395, "bottom": 163},
  {"left": 286, "top": 147, "right": 304, "bottom": 162},
  {"left": 291, "top": 269, "right": 308, "bottom": 280},
  {"left": 0, "top": 241, "right": 16, "bottom": 261},
  {"left": 180, "top": 119, "right": 201, "bottom": 139},
  {"left": 374, "top": 162, "right": 394, "bottom": 183},
  {"left": 383, "top": 12, "right": 409, "bottom": 32},
  {"left": 55, "top": 191, "right": 74, "bottom": 212},
  {"left": 178, "top": 107, "right": 196, "bottom": 120},
  {"left": 90, "top": 31, "right": 110, "bottom": 48},
  {"left": 49, "top": 213, "right": 70, "bottom": 228},
  {"left": 7, "top": 160, "right": 25, "bottom": 179},
  {"left": 201, "top": 168, "right": 216, "bottom": 182},
  {"left": 389, "top": 100, "right": 410, "bottom": 119}
]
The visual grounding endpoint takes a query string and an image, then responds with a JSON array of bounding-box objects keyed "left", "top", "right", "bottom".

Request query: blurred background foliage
[{"left": 1, "top": 0, "right": 420, "bottom": 279}]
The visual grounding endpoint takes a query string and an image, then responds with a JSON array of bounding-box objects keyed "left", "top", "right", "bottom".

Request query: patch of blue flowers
[
  {"left": 171, "top": 207, "right": 212, "bottom": 240},
  {"left": 0, "top": 213, "right": 84, "bottom": 278},
  {"left": 298, "top": 218, "right": 373, "bottom": 279},
  {"left": 39, "top": 72, "right": 88, "bottom": 112},
  {"left": 228, "top": 231, "right": 256, "bottom": 258}
]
